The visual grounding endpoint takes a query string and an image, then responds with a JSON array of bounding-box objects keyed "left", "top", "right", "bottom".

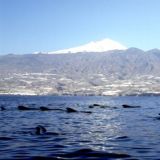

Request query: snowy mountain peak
[{"left": 49, "top": 38, "right": 127, "bottom": 54}]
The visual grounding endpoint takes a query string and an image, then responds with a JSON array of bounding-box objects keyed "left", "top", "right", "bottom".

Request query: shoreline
[{"left": 0, "top": 93, "right": 160, "bottom": 97}]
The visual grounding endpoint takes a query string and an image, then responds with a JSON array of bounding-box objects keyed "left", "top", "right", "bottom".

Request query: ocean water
[{"left": 0, "top": 95, "right": 160, "bottom": 160}]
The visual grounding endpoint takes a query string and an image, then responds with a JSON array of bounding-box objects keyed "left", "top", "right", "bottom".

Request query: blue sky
[{"left": 0, "top": 0, "right": 160, "bottom": 54}]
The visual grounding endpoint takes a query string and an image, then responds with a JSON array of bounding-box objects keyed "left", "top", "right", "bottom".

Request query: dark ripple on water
[{"left": 1, "top": 95, "right": 160, "bottom": 159}]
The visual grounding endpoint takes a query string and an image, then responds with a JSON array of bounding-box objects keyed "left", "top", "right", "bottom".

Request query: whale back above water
[
  {"left": 35, "top": 125, "right": 59, "bottom": 136},
  {"left": 35, "top": 125, "right": 47, "bottom": 135}
]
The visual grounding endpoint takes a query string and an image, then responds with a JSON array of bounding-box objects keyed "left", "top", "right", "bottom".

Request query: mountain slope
[
  {"left": 0, "top": 48, "right": 160, "bottom": 76},
  {"left": 0, "top": 48, "right": 160, "bottom": 95}
]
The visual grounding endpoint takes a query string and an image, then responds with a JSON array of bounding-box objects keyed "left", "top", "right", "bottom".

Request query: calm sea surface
[{"left": 0, "top": 95, "right": 160, "bottom": 159}]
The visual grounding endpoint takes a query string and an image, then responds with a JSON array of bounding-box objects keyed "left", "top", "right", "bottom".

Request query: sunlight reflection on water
[{"left": 0, "top": 95, "right": 160, "bottom": 159}]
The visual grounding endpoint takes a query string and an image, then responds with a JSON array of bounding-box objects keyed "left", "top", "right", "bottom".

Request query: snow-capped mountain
[{"left": 49, "top": 38, "right": 127, "bottom": 54}]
